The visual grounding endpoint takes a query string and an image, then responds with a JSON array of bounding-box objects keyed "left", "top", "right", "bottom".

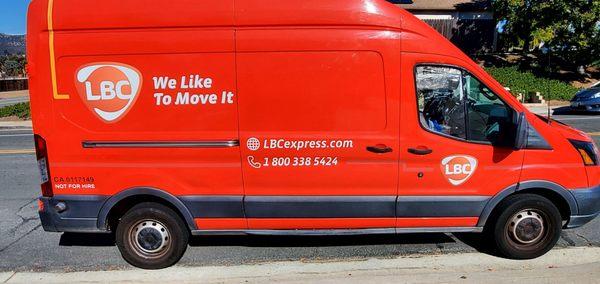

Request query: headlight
[{"left": 569, "top": 139, "right": 599, "bottom": 166}]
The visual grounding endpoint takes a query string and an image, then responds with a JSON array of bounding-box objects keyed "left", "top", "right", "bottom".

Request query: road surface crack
[
  {"left": 575, "top": 233, "right": 593, "bottom": 246},
  {"left": 560, "top": 232, "right": 576, "bottom": 246},
  {"left": 2, "top": 199, "right": 39, "bottom": 253},
  {"left": 0, "top": 224, "right": 41, "bottom": 254},
  {"left": 7, "top": 199, "right": 38, "bottom": 236},
  {"left": 16, "top": 199, "right": 35, "bottom": 213}
]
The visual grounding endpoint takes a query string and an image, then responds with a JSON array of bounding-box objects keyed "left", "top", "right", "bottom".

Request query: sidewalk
[
  {"left": 523, "top": 103, "right": 569, "bottom": 115},
  {"left": 1, "top": 247, "right": 599, "bottom": 283}
]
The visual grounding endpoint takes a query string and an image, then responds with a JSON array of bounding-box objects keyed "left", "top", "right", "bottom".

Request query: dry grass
[{"left": 0, "top": 115, "right": 21, "bottom": 121}]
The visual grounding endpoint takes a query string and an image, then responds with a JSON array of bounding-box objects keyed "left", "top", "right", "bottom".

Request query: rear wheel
[
  {"left": 489, "top": 194, "right": 562, "bottom": 259},
  {"left": 115, "top": 202, "right": 189, "bottom": 269}
]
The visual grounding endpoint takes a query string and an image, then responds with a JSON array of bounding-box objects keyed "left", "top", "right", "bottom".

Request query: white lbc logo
[{"left": 247, "top": 138, "right": 260, "bottom": 151}]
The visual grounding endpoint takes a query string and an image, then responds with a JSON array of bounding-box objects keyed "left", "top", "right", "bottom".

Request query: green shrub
[
  {"left": 486, "top": 66, "right": 579, "bottom": 101},
  {"left": 0, "top": 102, "right": 31, "bottom": 119}
]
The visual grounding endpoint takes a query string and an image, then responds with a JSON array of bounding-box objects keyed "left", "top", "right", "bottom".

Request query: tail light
[
  {"left": 569, "top": 139, "right": 599, "bottom": 166},
  {"left": 34, "top": 134, "right": 53, "bottom": 197},
  {"left": 37, "top": 199, "right": 45, "bottom": 212}
]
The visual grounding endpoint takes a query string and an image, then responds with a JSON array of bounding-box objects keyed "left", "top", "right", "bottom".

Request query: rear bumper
[
  {"left": 567, "top": 185, "right": 600, "bottom": 228},
  {"left": 39, "top": 195, "right": 109, "bottom": 233}
]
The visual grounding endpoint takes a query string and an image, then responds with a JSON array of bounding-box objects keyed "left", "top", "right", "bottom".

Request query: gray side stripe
[
  {"left": 178, "top": 195, "right": 490, "bottom": 219},
  {"left": 396, "top": 196, "right": 490, "bottom": 217},
  {"left": 244, "top": 196, "right": 397, "bottom": 218},
  {"left": 82, "top": 140, "right": 239, "bottom": 148}
]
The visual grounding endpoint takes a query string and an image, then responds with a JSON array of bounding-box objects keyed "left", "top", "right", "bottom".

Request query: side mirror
[{"left": 514, "top": 112, "right": 528, "bottom": 150}]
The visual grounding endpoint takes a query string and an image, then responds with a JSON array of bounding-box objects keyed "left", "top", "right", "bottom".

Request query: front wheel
[
  {"left": 489, "top": 194, "right": 562, "bottom": 259},
  {"left": 115, "top": 202, "right": 189, "bottom": 269}
]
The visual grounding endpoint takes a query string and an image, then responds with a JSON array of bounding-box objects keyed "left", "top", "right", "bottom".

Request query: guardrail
[{"left": 0, "top": 77, "right": 28, "bottom": 92}]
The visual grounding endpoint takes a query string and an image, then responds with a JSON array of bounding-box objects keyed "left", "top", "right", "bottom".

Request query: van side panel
[
  {"left": 236, "top": 28, "right": 401, "bottom": 229},
  {"left": 48, "top": 28, "right": 241, "bottom": 198},
  {"left": 520, "top": 113, "right": 590, "bottom": 190},
  {"left": 29, "top": 0, "right": 245, "bottom": 232},
  {"left": 587, "top": 166, "right": 600, "bottom": 188}
]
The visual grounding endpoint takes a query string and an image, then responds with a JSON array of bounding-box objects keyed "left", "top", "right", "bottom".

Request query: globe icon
[{"left": 247, "top": 138, "right": 260, "bottom": 151}]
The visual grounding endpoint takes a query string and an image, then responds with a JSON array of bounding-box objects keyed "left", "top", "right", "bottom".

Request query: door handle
[
  {"left": 408, "top": 147, "right": 433, "bottom": 155},
  {"left": 367, "top": 144, "right": 393, "bottom": 154}
]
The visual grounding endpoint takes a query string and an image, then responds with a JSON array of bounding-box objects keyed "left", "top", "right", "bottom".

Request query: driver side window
[{"left": 416, "top": 65, "right": 515, "bottom": 145}]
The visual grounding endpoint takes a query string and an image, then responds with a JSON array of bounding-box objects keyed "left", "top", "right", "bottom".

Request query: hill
[{"left": 0, "top": 34, "right": 26, "bottom": 55}]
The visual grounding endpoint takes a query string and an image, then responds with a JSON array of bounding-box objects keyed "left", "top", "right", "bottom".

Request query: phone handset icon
[{"left": 247, "top": 156, "right": 262, "bottom": 169}]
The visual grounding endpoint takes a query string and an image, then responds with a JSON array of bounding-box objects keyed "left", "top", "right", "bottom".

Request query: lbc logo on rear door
[
  {"left": 441, "top": 155, "right": 478, "bottom": 186},
  {"left": 75, "top": 63, "right": 142, "bottom": 123}
]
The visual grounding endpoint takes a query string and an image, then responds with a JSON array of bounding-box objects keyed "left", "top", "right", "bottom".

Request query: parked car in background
[{"left": 571, "top": 82, "right": 600, "bottom": 113}]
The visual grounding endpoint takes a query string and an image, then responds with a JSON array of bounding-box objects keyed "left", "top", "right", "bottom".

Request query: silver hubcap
[
  {"left": 129, "top": 219, "right": 170, "bottom": 258},
  {"left": 509, "top": 209, "right": 545, "bottom": 244}
]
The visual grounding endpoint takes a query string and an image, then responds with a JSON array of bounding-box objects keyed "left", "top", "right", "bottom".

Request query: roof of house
[{"left": 398, "top": 0, "right": 491, "bottom": 12}]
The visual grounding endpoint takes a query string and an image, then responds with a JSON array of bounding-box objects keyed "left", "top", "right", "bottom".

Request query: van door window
[
  {"left": 416, "top": 65, "right": 515, "bottom": 145},
  {"left": 464, "top": 74, "right": 515, "bottom": 144},
  {"left": 416, "top": 66, "right": 466, "bottom": 139}
]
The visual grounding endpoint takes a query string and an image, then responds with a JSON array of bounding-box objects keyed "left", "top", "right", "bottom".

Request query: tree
[
  {"left": 0, "top": 55, "right": 26, "bottom": 78},
  {"left": 2, "top": 60, "right": 21, "bottom": 77},
  {"left": 494, "top": 0, "right": 600, "bottom": 72}
]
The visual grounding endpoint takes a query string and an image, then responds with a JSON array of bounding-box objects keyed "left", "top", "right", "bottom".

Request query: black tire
[
  {"left": 488, "top": 194, "right": 562, "bottom": 259},
  {"left": 115, "top": 202, "right": 189, "bottom": 269}
]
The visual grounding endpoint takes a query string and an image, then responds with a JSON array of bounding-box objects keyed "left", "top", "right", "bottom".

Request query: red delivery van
[{"left": 28, "top": 0, "right": 599, "bottom": 269}]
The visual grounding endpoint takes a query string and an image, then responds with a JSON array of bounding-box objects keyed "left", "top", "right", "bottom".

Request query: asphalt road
[{"left": 0, "top": 113, "right": 599, "bottom": 273}]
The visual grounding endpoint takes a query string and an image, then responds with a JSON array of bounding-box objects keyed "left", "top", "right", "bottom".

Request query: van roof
[
  {"left": 31, "top": 0, "right": 408, "bottom": 31},
  {"left": 28, "top": 0, "right": 474, "bottom": 76}
]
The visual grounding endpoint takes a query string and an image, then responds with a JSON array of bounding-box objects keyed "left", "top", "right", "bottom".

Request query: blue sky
[{"left": 0, "top": 0, "right": 30, "bottom": 35}]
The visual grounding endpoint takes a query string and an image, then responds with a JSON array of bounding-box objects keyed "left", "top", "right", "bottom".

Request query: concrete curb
[
  {"left": 3, "top": 247, "right": 600, "bottom": 283},
  {"left": 0, "top": 121, "right": 32, "bottom": 129}
]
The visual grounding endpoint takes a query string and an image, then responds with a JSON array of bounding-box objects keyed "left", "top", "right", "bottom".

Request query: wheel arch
[
  {"left": 477, "top": 180, "right": 578, "bottom": 227},
  {"left": 97, "top": 187, "right": 197, "bottom": 232}
]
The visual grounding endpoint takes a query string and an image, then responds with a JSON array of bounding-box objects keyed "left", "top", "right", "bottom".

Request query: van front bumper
[
  {"left": 38, "top": 196, "right": 109, "bottom": 233},
  {"left": 567, "top": 185, "right": 600, "bottom": 228}
]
